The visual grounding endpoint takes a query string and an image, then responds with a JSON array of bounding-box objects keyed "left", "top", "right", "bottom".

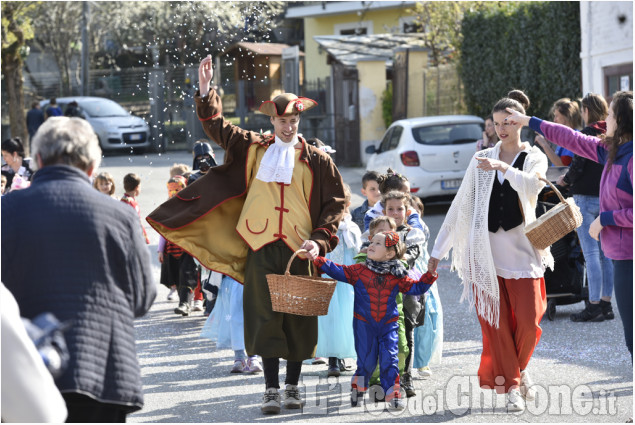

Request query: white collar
[{"left": 255, "top": 135, "right": 299, "bottom": 184}]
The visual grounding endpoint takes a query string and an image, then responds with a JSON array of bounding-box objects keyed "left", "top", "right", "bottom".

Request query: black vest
[{"left": 488, "top": 152, "right": 527, "bottom": 232}]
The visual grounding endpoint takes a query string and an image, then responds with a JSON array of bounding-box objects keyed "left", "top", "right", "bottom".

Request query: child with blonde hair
[
  {"left": 93, "top": 172, "right": 117, "bottom": 199},
  {"left": 170, "top": 163, "right": 191, "bottom": 178}
]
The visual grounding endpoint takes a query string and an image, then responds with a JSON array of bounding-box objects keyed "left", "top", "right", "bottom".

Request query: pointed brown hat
[{"left": 258, "top": 93, "right": 318, "bottom": 117}]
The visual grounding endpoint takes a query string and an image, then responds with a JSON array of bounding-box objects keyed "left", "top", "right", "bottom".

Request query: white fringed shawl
[{"left": 435, "top": 142, "right": 554, "bottom": 328}]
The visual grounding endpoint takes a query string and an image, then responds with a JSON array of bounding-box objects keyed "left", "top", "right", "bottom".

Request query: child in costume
[
  {"left": 359, "top": 171, "right": 426, "bottom": 396},
  {"left": 308, "top": 231, "right": 437, "bottom": 410},
  {"left": 155, "top": 174, "right": 199, "bottom": 316},
  {"left": 120, "top": 173, "right": 150, "bottom": 244},
  {"left": 199, "top": 274, "right": 263, "bottom": 374},
  {"left": 158, "top": 175, "right": 188, "bottom": 301},
  {"left": 316, "top": 183, "right": 362, "bottom": 376},
  {"left": 356, "top": 217, "right": 409, "bottom": 395},
  {"left": 409, "top": 196, "right": 444, "bottom": 379},
  {"left": 381, "top": 190, "right": 427, "bottom": 397}
]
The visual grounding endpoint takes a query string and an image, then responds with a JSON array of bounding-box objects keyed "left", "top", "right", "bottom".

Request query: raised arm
[
  {"left": 505, "top": 109, "right": 604, "bottom": 164},
  {"left": 199, "top": 55, "right": 213, "bottom": 97}
]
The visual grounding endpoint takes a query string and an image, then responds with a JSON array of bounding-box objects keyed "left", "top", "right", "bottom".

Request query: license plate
[
  {"left": 441, "top": 179, "right": 462, "bottom": 189},
  {"left": 129, "top": 133, "right": 142, "bottom": 141}
]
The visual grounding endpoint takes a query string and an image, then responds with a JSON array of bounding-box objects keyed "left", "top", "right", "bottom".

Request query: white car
[
  {"left": 365, "top": 115, "right": 484, "bottom": 201},
  {"left": 40, "top": 97, "right": 151, "bottom": 153}
]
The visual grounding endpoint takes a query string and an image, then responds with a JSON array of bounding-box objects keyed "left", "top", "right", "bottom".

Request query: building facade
[
  {"left": 286, "top": 1, "right": 417, "bottom": 81},
  {"left": 580, "top": 2, "right": 633, "bottom": 100}
]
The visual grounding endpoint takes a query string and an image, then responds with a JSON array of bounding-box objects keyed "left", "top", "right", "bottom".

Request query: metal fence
[
  {"left": 2, "top": 65, "right": 203, "bottom": 148},
  {"left": 4, "top": 63, "right": 468, "bottom": 149},
  {"left": 19, "top": 66, "right": 194, "bottom": 122},
  {"left": 422, "top": 63, "right": 467, "bottom": 116}
]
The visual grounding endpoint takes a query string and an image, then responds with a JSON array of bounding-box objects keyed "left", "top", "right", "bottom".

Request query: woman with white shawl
[{"left": 428, "top": 90, "right": 553, "bottom": 413}]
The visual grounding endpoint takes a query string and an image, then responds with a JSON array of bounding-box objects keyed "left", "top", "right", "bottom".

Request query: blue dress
[
  {"left": 410, "top": 221, "right": 444, "bottom": 368},
  {"left": 200, "top": 275, "right": 245, "bottom": 351},
  {"left": 315, "top": 214, "right": 361, "bottom": 359}
]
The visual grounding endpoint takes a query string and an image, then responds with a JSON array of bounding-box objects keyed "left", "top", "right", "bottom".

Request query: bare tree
[
  {"left": 89, "top": 1, "right": 285, "bottom": 67},
  {"left": 29, "top": 1, "right": 82, "bottom": 95}
]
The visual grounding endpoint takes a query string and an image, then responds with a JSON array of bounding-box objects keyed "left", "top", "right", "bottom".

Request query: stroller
[{"left": 537, "top": 167, "right": 588, "bottom": 320}]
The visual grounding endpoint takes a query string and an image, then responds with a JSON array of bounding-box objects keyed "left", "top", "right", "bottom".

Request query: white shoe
[
  {"left": 192, "top": 300, "right": 204, "bottom": 311},
  {"left": 231, "top": 359, "right": 246, "bottom": 374},
  {"left": 388, "top": 397, "right": 405, "bottom": 410},
  {"left": 283, "top": 384, "right": 303, "bottom": 409},
  {"left": 507, "top": 388, "right": 526, "bottom": 413},
  {"left": 261, "top": 388, "right": 281, "bottom": 414},
  {"left": 245, "top": 357, "right": 263, "bottom": 373},
  {"left": 417, "top": 366, "right": 432, "bottom": 379},
  {"left": 519, "top": 370, "right": 536, "bottom": 401},
  {"left": 167, "top": 287, "right": 177, "bottom": 301}
]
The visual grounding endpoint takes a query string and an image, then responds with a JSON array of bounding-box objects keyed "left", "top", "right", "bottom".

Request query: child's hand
[
  {"left": 158, "top": 252, "right": 164, "bottom": 264},
  {"left": 425, "top": 270, "right": 438, "bottom": 282}
]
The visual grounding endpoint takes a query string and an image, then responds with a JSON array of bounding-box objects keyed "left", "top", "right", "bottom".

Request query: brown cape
[{"left": 146, "top": 88, "right": 346, "bottom": 284}]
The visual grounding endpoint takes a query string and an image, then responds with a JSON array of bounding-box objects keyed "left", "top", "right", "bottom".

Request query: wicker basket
[
  {"left": 524, "top": 177, "right": 583, "bottom": 250},
  {"left": 266, "top": 249, "right": 337, "bottom": 316}
]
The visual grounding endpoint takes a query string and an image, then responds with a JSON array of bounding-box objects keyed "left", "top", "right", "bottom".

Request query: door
[
  {"left": 332, "top": 61, "right": 360, "bottom": 166},
  {"left": 392, "top": 49, "right": 408, "bottom": 121}
]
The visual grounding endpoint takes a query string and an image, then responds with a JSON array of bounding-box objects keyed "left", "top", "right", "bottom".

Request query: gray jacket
[{"left": 1, "top": 165, "right": 156, "bottom": 412}]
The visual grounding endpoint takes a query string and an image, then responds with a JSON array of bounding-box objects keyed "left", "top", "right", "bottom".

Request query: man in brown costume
[{"left": 147, "top": 55, "right": 346, "bottom": 414}]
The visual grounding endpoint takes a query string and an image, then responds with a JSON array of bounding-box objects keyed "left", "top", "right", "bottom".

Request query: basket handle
[
  {"left": 285, "top": 249, "right": 308, "bottom": 275},
  {"left": 538, "top": 176, "right": 566, "bottom": 204}
]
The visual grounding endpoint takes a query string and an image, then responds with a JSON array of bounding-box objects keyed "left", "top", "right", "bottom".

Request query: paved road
[{"left": 99, "top": 151, "right": 633, "bottom": 423}]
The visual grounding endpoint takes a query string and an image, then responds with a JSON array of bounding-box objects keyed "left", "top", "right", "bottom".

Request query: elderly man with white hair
[{"left": 1, "top": 117, "right": 156, "bottom": 422}]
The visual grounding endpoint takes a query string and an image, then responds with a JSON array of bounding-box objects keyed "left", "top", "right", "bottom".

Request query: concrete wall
[
  {"left": 304, "top": 7, "right": 412, "bottom": 81},
  {"left": 580, "top": 2, "right": 633, "bottom": 96},
  {"left": 356, "top": 60, "right": 386, "bottom": 165}
]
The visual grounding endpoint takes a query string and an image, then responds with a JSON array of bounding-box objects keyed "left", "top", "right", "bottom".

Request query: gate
[
  {"left": 332, "top": 61, "right": 361, "bottom": 166},
  {"left": 392, "top": 49, "right": 408, "bottom": 121}
]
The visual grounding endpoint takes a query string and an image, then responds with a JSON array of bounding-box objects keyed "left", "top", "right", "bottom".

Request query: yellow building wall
[
  {"left": 406, "top": 49, "right": 428, "bottom": 118},
  {"left": 356, "top": 60, "right": 387, "bottom": 163},
  {"left": 304, "top": 7, "right": 412, "bottom": 81}
]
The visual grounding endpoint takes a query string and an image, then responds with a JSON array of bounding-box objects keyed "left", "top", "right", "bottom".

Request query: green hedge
[{"left": 459, "top": 1, "right": 581, "bottom": 120}]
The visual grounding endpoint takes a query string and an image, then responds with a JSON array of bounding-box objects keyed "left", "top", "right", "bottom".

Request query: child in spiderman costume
[{"left": 309, "top": 231, "right": 437, "bottom": 409}]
